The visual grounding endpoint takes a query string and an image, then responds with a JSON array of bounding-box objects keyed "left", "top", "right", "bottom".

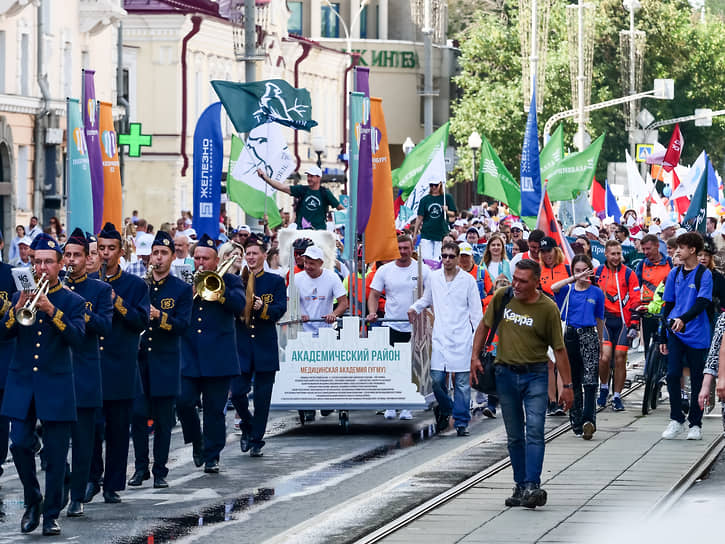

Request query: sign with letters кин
[{"left": 271, "top": 317, "right": 427, "bottom": 410}]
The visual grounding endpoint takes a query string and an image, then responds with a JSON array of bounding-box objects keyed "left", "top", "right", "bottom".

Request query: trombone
[
  {"left": 18, "top": 273, "right": 50, "bottom": 327},
  {"left": 193, "top": 255, "right": 239, "bottom": 302}
]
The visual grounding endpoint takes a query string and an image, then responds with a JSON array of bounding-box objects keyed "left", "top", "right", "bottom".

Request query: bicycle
[{"left": 641, "top": 322, "right": 668, "bottom": 415}]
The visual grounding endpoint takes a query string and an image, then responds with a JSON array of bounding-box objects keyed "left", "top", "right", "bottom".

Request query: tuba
[
  {"left": 18, "top": 273, "right": 50, "bottom": 327},
  {"left": 193, "top": 255, "right": 239, "bottom": 302}
]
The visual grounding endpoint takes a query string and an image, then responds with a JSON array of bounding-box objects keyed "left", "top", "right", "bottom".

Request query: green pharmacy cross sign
[{"left": 118, "top": 123, "right": 152, "bottom": 157}]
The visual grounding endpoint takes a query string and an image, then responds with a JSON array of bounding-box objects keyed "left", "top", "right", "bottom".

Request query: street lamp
[
  {"left": 623, "top": 0, "right": 642, "bottom": 156},
  {"left": 468, "top": 131, "right": 482, "bottom": 208},
  {"left": 323, "top": 0, "right": 369, "bottom": 54},
  {"left": 402, "top": 137, "right": 415, "bottom": 156},
  {"left": 311, "top": 135, "right": 326, "bottom": 169}
]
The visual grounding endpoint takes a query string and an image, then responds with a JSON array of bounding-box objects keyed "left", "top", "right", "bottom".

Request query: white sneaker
[
  {"left": 686, "top": 426, "right": 702, "bottom": 440},
  {"left": 383, "top": 409, "right": 396, "bottom": 420},
  {"left": 662, "top": 420, "right": 685, "bottom": 439},
  {"left": 399, "top": 409, "right": 413, "bottom": 420}
]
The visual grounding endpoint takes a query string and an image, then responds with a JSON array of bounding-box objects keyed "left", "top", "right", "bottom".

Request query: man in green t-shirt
[
  {"left": 257, "top": 166, "right": 343, "bottom": 230},
  {"left": 413, "top": 181, "right": 456, "bottom": 261},
  {"left": 470, "top": 259, "right": 573, "bottom": 510}
]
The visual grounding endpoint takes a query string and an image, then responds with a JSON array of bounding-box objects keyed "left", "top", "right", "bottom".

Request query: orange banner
[
  {"left": 365, "top": 98, "right": 399, "bottom": 263},
  {"left": 99, "top": 101, "right": 122, "bottom": 229}
]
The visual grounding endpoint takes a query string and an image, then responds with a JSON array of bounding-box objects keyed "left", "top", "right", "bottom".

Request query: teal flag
[
  {"left": 477, "top": 134, "right": 520, "bottom": 216},
  {"left": 343, "top": 92, "right": 365, "bottom": 261},
  {"left": 392, "top": 122, "right": 449, "bottom": 198},
  {"left": 682, "top": 156, "right": 708, "bottom": 234},
  {"left": 540, "top": 124, "right": 564, "bottom": 180},
  {"left": 66, "top": 98, "right": 94, "bottom": 234},
  {"left": 546, "top": 134, "right": 605, "bottom": 202},
  {"left": 211, "top": 79, "right": 318, "bottom": 133}
]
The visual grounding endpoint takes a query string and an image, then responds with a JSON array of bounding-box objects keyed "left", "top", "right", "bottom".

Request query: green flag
[
  {"left": 478, "top": 135, "right": 520, "bottom": 216},
  {"left": 546, "top": 134, "right": 605, "bottom": 202},
  {"left": 392, "top": 122, "right": 449, "bottom": 198},
  {"left": 540, "top": 124, "right": 564, "bottom": 180},
  {"left": 212, "top": 79, "right": 317, "bottom": 133},
  {"left": 682, "top": 155, "right": 708, "bottom": 234}
]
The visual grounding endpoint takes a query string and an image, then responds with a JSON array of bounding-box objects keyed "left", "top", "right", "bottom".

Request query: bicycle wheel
[
  {"left": 650, "top": 351, "right": 667, "bottom": 411},
  {"left": 642, "top": 346, "right": 657, "bottom": 415}
]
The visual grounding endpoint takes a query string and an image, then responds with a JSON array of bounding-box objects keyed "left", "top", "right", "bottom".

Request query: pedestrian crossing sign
[{"left": 635, "top": 144, "right": 654, "bottom": 163}]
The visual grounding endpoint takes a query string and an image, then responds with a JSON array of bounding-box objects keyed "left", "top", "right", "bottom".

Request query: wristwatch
[{"left": 562, "top": 383, "right": 574, "bottom": 389}]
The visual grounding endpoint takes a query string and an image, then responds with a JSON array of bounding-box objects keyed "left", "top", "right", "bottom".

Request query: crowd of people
[{"left": 2, "top": 167, "right": 725, "bottom": 534}]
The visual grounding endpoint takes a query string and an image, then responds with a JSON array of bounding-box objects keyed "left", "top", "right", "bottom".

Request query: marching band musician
[
  {"left": 89, "top": 222, "right": 150, "bottom": 504},
  {"left": 85, "top": 233, "right": 101, "bottom": 276},
  {"left": 177, "top": 234, "right": 244, "bottom": 474},
  {"left": 129, "top": 231, "right": 192, "bottom": 489},
  {"left": 62, "top": 228, "right": 113, "bottom": 518},
  {"left": 230, "top": 235, "right": 287, "bottom": 458},
  {"left": 0, "top": 233, "right": 86, "bottom": 536},
  {"left": 0, "top": 254, "right": 17, "bottom": 481}
]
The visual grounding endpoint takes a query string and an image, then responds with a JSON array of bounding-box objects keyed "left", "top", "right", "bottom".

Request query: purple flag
[
  {"left": 82, "top": 70, "right": 105, "bottom": 233},
  {"left": 355, "top": 67, "right": 373, "bottom": 233}
]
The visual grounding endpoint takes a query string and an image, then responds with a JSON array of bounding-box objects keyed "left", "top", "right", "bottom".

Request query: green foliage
[{"left": 451, "top": 0, "right": 725, "bottom": 188}]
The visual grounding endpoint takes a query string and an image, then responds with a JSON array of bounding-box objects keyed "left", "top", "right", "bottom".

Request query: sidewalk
[{"left": 381, "top": 392, "right": 723, "bottom": 544}]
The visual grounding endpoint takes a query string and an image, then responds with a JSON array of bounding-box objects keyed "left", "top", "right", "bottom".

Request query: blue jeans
[
  {"left": 495, "top": 363, "right": 548, "bottom": 486},
  {"left": 431, "top": 370, "right": 471, "bottom": 428},
  {"left": 666, "top": 334, "right": 707, "bottom": 427}
]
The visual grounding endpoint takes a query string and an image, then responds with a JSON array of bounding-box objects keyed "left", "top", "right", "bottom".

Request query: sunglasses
[{"left": 441, "top": 253, "right": 457, "bottom": 259}]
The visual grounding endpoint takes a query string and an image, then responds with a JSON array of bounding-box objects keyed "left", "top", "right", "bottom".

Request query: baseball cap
[
  {"left": 660, "top": 218, "right": 678, "bottom": 230},
  {"left": 236, "top": 224, "right": 251, "bottom": 234},
  {"left": 585, "top": 225, "right": 599, "bottom": 237},
  {"left": 459, "top": 242, "right": 474, "bottom": 256},
  {"left": 304, "top": 165, "right": 323, "bottom": 177},
  {"left": 571, "top": 226, "right": 586, "bottom": 237},
  {"left": 539, "top": 236, "right": 558, "bottom": 251},
  {"left": 649, "top": 224, "right": 662, "bottom": 235},
  {"left": 302, "top": 246, "right": 324, "bottom": 261},
  {"left": 510, "top": 222, "right": 524, "bottom": 231},
  {"left": 18, "top": 236, "right": 32, "bottom": 247},
  {"left": 675, "top": 227, "right": 687, "bottom": 237},
  {"left": 136, "top": 233, "right": 154, "bottom": 256}
]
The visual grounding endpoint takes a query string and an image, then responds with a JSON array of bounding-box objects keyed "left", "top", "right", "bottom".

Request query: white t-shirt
[
  {"left": 486, "top": 260, "right": 502, "bottom": 279},
  {"left": 370, "top": 260, "right": 430, "bottom": 333},
  {"left": 296, "top": 269, "right": 347, "bottom": 336}
]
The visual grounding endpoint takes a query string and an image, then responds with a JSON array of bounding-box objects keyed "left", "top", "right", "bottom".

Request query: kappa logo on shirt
[{"left": 503, "top": 307, "right": 534, "bottom": 327}]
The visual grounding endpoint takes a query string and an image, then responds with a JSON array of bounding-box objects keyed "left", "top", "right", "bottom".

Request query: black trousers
[
  {"left": 131, "top": 395, "right": 175, "bottom": 478},
  {"left": 69, "top": 407, "right": 98, "bottom": 502},
  {"left": 102, "top": 399, "right": 133, "bottom": 492},
  {"left": 88, "top": 416, "right": 105, "bottom": 486},
  {"left": 0, "top": 388, "right": 8, "bottom": 470},
  {"left": 177, "top": 376, "right": 231, "bottom": 465},
  {"left": 388, "top": 328, "right": 412, "bottom": 345},
  {"left": 230, "top": 371, "right": 276, "bottom": 448},
  {"left": 10, "top": 400, "right": 71, "bottom": 520}
]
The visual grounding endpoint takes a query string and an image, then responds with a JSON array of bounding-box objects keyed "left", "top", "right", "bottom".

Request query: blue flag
[
  {"left": 520, "top": 83, "right": 542, "bottom": 218},
  {"left": 682, "top": 158, "right": 708, "bottom": 233},
  {"left": 605, "top": 180, "right": 621, "bottom": 223},
  {"left": 193, "top": 102, "right": 223, "bottom": 240},
  {"left": 706, "top": 152, "right": 720, "bottom": 201}
]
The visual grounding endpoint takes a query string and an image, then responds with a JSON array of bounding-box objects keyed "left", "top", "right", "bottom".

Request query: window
[
  {"left": 16, "top": 145, "right": 29, "bottom": 210},
  {"left": 0, "top": 31, "right": 5, "bottom": 93},
  {"left": 288, "top": 2, "right": 303, "bottom": 35},
  {"left": 359, "top": 5, "right": 368, "bottom": 39},
  {"left": 20, "top": 33, "right": 29, "bottom": 95},
  {"left": 321, "top": 3, "right": 340, "bottom": 38}
]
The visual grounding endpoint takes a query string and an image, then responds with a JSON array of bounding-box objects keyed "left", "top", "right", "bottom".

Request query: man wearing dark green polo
[{"left": 413, "top": 181, "right": 456, "bottom": 261}]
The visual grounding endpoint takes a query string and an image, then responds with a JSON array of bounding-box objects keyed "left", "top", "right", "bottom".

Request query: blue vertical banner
[
  {"left": 193, "top": 102, "right": 223, "bottom": 240},
  {"left": 520, "top": 82, "right": 542, "bottom": 218},
  {"left": 66, "top": 98, "right": 94, "bottom": 234},
  {"left": 343, "top": 92, "right": 365, "bottom": 261}
]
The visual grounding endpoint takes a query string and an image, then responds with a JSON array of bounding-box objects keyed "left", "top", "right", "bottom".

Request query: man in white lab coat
[{"left": 408, "top": 242, "right": 483, "bottom": 436}]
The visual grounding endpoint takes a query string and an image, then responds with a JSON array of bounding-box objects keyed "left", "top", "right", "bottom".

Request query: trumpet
[
  {"left": 193, "top": 255, "right": 239, "bottom": 302},
  {"left": 18, "top": 273, "right": 50, "bottom": 327}
]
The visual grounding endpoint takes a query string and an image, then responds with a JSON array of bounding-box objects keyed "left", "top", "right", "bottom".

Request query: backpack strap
[{"left": 485, "top": 287, "right": 514, "bottom": 347}]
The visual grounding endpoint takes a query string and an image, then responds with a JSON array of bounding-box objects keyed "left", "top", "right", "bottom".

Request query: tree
[{"left": 450, "top": 0, "right": 725, "bottom": 188}]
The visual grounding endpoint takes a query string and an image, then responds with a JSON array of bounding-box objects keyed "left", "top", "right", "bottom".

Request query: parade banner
[
  {"left": 342, "top": 92, "right": 365, "bottom": 261},
  {"left": 364, "top": 97, "right": 399, "bottom": 263},
  {"left": 392, "top": 122, "right": 449, "bottom": 199},
  {"left": 211, "top": 79, "right": 317, "bottom": 133},
  {"left": 192, "top": 102, "right": 223, "bottom": 240},
  {"left": 545, "top": 134, "right": 604, "bottom": 202},
  {"left": 271, "top": 317, "right": 427, "bottom": 410},
  {"left": 355, "top": 67, "right": 374, "bottom": 233},
  {"left": 663, "top": 123, "right": 684, "bottom": 172},
  {"left": 228, "top": 122, "right": 293, "bottom": 228},
  {"left": 82, "top": 69, "right": 105, "bottom": 232},
  {"left": 682, "top": 156, "right": 708, "bottom": 234},
  {"left": 477, "top": 134, "right": 520, "bottom": 216},
  {"left": 66, "top": 98, "right": 94, "bottom": 234},
  {"left": 99, "top": 101, "right": 122, "bottom": 229},
  {"left": 540, "top": 124, "right": 564, "bottom": 179},
  {"left": 520, "top": 83, "right": 542, "bottom": 220}
]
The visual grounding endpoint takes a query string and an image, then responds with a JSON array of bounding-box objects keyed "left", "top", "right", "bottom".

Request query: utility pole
[
  {"left": 576, "top": 0, "right": 585, "bottom": 151},
  {"left": 423, "top": 0, "right": 433, "bottom": 137},
  {"left": 244, "top": 0, "right": 256, "bottom": 83}
]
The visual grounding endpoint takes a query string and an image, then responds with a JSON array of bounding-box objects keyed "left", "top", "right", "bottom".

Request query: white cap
[
  {"left": 510, "top": 222, "right": 524, "bottom": 231},
  {"left": 585, "top": 225, "right": 600, "bottom": 237},
  {"left": 304, "top": 165, "right": 323, "bottom": 177},
  {"left": 302, "top": 246, "right": 324, "bottom": 261},
  {"left": 571, "top": 226, "right": 586, "bottom": 237},
  {"left": 18, "top": 236, "right": 32, "bottom": 246},
  {"left": 459, "top": 242, "right": 474, "bottom": 256},
  {"left": 236, "top": 224, "right": 251, "bottom": 234},
  {"left": 589, "top": 216, "right": 602, "bottom": 228},
  {"left": 660, "top": 218, "right": 678, "bottom": 230},
  {"left": 136, "top": 233, "right": 154, "bottom": 256},
  {"left": 454, "top": 219, "right": 467, "bottom": 227},
  {"left": 602, "top": 216, "right": 615, "bottom": 226},
  {"left": 649, "top": 224, "right": 662, "bottom": 235},
  {"left": 675, "top": 227, "right": 687, "bottom": 237}
]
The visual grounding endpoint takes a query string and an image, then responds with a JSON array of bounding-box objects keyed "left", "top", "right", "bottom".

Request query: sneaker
[
  {"left": 505, "top": 485, "right": 524, "bottom": 507},
  {"left": 482, "top": 405, "right": 497, "bottom": 418},
  {"left": 546, "top": 401, "right": 557, "bottom": 416},
  {"left": 521, "top": 483, "right": 547, "bottom": 509},
  {"left": 597, "top": 387, "right": 608, "bottom": 408},
  {"left": 455, "top": 426, "right": 470, "bottom": 437},
  {"left": 686, "top": 426, "right": 702, "bottom": 440},
  {"left": 662, "top": 420, "right": 685, "bottom": 439},
  {"left": 553, "top": 403, "right": 566, "bottom": 416},
  {"left": 383, "top": 409, "right": 396, "bottom": 420},
  {"left": 582, "top": 421, "right": 595, "bottom": 441},
  {"left": 611, "top": 396, "right": 625, "bottom": 412},
  {"left": 399, "top": 410, "right": 413, "bottom": 420}
]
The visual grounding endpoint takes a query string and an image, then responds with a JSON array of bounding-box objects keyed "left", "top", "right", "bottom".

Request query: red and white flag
[
  {"left": 662, "top": 124, "right": 684, "bottom": 172},
  {"left": 536, "top": 188, "right": 574, "bottom": 264}
]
